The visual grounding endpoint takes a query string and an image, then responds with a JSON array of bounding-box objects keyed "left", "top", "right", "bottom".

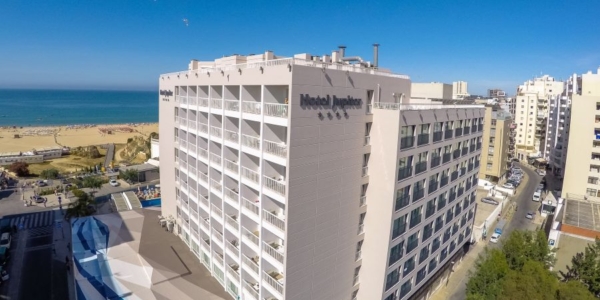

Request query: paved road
[
  {"left": 503, "top": 163, "right": 543, "bottom": 235},
  {"left": 3, "top": 210, "right": 56, "bottom": 230}
]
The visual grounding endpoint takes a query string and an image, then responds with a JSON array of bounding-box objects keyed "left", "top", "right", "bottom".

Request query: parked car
[
  {"left": 481, "top": 197, "right": 499, "bottom": 205},
  {"left": 109, "top": 179, "right": 119, "bottom": 187},
  {"left": 526, "top": 211, "right": 535, "bottom": 219},
  {"left": 502, "top": 183, "right": 515, "bottom": 189},
  {"left": 61, "top": 179, "right": 69, "bottom": 184},
  {"left": 536, "top": 169, "right": 546, "bottom": 176},
  {"left": 36, "top": 181, "right": 47, "bottom": 187},
  {"left": 0, "top": 233, "right": 11, "bottom": 250},
  {"left": 537, "top": 184, "right": 544, "bottom": 190},
  {"left": 31, "top": 196, "right": 46, "bottom": 203},
  {"left": 490, "top": 233, "right": 500, "bottom": 243}
]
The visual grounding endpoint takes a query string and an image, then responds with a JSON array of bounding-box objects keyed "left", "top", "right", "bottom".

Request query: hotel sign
[
  {"left": 300, "top": 94, "right": 362, "bottom": 109},
  {"left": 160, "top": 89, "right": 173, "bottom": 102}
]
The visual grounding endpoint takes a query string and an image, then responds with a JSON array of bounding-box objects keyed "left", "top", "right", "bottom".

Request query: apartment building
[
  {"left": 452, "top": 81, "right": 469, "bottom": 100},
  {"left": 487, "top": 89, "right": 506, "bottom": 99},
  {"left": 544, "top": 74, "right": 577, "bottom": 177},
  {"left": 158, "top": 48, "right": 483, "bottom": 300},
  {"left": 514, "top": 75, "right": 564, "bottom": 161},
  {"left": 411, "top": 83, "right": 453, "bottom": 100},
  {"left": 478, "top": 106, "right": 511, "bottom": 182},
  {"left": 562, "top": 68, "right": 600, "bottom": 198}
]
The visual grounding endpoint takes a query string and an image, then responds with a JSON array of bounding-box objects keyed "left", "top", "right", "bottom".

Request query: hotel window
[
  {"left": 586, "top": 188, "right": 597, "bottom": 197},
  {"left": 486, "top": 163, "right": 493, "bottom": 170},
  {"left": 588, "top": 177, "right": 599, "bottom": 185},
  {"left": 395, "top": 186, "right": 411, "bottom": 211},
  {"left": 403, "top": 255, "right": 416, "bottom": 275},
  {"left": 388, "top": 241, "right": 405, "bottom": 266},
  {"left": 385, "top": 269, "right": 400, "bottom": 291},
  {"left": 491, "top": 119, "right": 497, "bottom": 126},
  {"left": 392, "top": 215, "right": 408, "bottom": 239}
]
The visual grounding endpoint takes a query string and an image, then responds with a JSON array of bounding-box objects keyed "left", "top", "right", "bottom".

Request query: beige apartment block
[
  {"left": 514, "top": 75, "right": 564, "bottom": 161},
  {"left": 452, "top": 81, "right": 469, "bottom": 100},
  {"left": 562, "top": 68, "right": 600, "bottom": 198},
  {"left": 158, "top": 48, "right": 483, "bottom": 300},
  {"left": 412, "top": 82, "right": 453, "bottom": 100},
  {"left": 478, "top": 106, "right": 511, "bottom": 182}
]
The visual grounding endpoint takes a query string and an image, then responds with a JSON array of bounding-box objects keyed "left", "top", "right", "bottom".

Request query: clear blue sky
[{"left": 1, "top": 0, "right": 599, "bottom": 94}]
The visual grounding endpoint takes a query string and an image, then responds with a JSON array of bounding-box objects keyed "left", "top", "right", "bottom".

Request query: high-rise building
[
  {"left": 411, "top": 82, "right": 453, "bottom": 100},
  {"left": 513, "top": 75, "right": 564, "bottom": 161},
  {"left": 158, "top": 49, "right": 484, "bottom": 300},
  {"left": 452, "top": 81, "right": 469, "bottom": 100},
  {"left": 478, "top": 106, "right": 511, "bottom": 182},
  {"left": 562, "top": 68, "right": 600, "bottom": 198},
  {"left": 544, "top": 74, "right": 578, "bottom": 177}
]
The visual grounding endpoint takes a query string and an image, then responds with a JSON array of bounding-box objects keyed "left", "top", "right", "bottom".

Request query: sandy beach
[{"left": 0, "top": 123, "right": 158, "bottom": 153}]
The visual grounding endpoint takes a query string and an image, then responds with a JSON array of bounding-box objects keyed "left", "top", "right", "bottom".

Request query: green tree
[
  {"left": 499, "top": 260, "right": 558, "bottom": 300},
  {"left": 466, "top": 248, "right": 510, "bottom": 300},
  {"left": 557, "top": 281, "right": 596, "bottom": 300},
  {"left": 120, "top": 169, "right": 138, "bottom": 182},
  {"left": 40, "top": 168, "right": 60, "bottom": 179},
  {"left": 82, "top": 176, "right": 103, "bottom": 190},
  {"left": 65, "top": 191, "right": 95, "bottom": 220},
  {"left": 8, "top": 162, "right": 30, "bottom": 177},
  {"left": 502, "top": 230, "right": 556, "bottom": 270},
  {"left": 561, "top": 238, "right": 600, "bottom": 296}
]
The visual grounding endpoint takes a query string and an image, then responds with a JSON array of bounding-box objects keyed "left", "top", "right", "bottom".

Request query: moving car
[
  {"left": 0, "top": 233, "right": 11, "bottom": 250},
  {"left": 526, "top": 211, "right": 535, "bottom": 220},
  {"left": 109, "top": 179, "right": 119, "bottom": 187},
  {"left": 490, "top": 233, "right": 500, "bottom": 243},
  {"left": 481, "top": 197, "right": 499, "bottom": 205},
  {"left": 532, "top": 190, "right": 541, "bottom": 201}
]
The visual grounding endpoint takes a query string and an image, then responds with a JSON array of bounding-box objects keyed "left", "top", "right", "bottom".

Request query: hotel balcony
[
  {"left": 198, "top": 122, "right": 209, "bottom": 136},
  {"left": 362, "top": 166, "right": 369, "bottom": 177},
  {"left": 199, "top": 195, "right": 210, "bottom": 213},
  {"left": 224, "top": 186, "right": 239, "bottom": 207},
  {"left": 242, "top": 134, "right": 261, "bottom": 155},
  {"left": 242, "top": 255, "right": 260, "bottom": 280},
  {"left": 210, "top": 126, "right": 222, "bottom": 140},
  {"left": 225, "top": 214, "right": 239, "bottom": 235},
  {"left": 198, "top": 171, "right": 208, "bottom": 185},
  {"left": 242, "top": 227, "right": 260, "bottom": 252},
  {"left": 263, "top": 176, "right": 286, "bottom": 202},
  {"left": 226, "top": 263, "right": 240, "bottom": 283},
  {"left": 225, "top": 239, "right": 240, "bottom": 261},
  {"left": 241, "top": 167, "right": 260, "bottom": 187},
  {"left": 224, "top": 159, "right": 239, "bottom": 177},
  {"left": 359, "top": 196, "right": 366, "bottom": 207},
  {"left": 242, "top": 101, "right": 262, "bottom": 115},
  {"left": 224, "top": 99, "right": 240, "bottom": 112},
  {"left": 211, "top": 203, "right": 224, "bottom": 224},
  {"left": 243, "top": 281, "right": 260, "bottom": 300},
  {"left": 198, "top": 148, "right": 209, "bottom": 162},
  {"left": 263, "top": 209, "right": 286, "bottom": 237},
  {"left": 263, "top": 241, "right": 285, "bottom": 268},
  {"left": 224, "top": 129, "right": 239, "bottom": 146},
  {"left": 210, "top": 179, "right": 223, "bottom": 195},
  {"left": 264, "top": 103, "right": 289, "bottom": 119},
  {"left": 212, "top": 228, "right": 224, "bottom": 248},
  {"left": 199, "top": 97, "right": 209, "bottom": 108},
  {"left": 210, "top": 153, "right": 222, "bottom": 167},
  {"left": 263, "top": 270, "right": 284, "bottom": 298},
  {"left": 242, "top": 197, "right": 260, "bottom": 221},
  {"left": 211, "top": 98, "right": 223, "bottom": 110}
]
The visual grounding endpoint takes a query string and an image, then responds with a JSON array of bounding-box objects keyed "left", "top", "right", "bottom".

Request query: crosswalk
[{"left": 4, "top": 211, "right": 56, "bottom": 230}]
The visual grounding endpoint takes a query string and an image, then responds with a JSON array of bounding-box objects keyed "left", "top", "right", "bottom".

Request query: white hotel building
[{"left": 158, "top": 49, "right": 484, "bottom": 300}]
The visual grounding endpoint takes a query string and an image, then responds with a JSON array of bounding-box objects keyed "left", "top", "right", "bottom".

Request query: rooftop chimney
[
  {"left": 338, "top": 45, "right": 346, "bottom": 58},
  {"left": 373, "top": 43, "right": 379, "bottom": 69}
]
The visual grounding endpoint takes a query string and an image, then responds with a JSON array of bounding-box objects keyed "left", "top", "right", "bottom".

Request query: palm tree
[{"left": 65, "top": 192, "right": 96, "bottom": 221}]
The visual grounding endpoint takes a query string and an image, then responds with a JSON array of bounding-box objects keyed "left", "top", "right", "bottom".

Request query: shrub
[
  {"left": 8, "top": 162, "right": 30, "bottom": 177},
  {"left": 40, "top": 168, "right": 60, "bottom": 179}
]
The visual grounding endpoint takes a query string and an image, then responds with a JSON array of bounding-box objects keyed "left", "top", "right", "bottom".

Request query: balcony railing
[
  {"left": 199, "top": 195, "right": 209, "bottom": 209},
  {"left": 263, "top": 241, "right": 284, "bottom": 264},
  {"left": 242, "top": 101, "right": 261, "bottom": 115},
  {"left": 225, "top": 187, "right": 239, "bottom": 203},
  {"left": 415, "top": 161, "right": 427, "bottom": 174},
  {"left": 210, "top": 153, "right": 222, "bottom": 166},
  {"left": 413, "top": 188, "right": 425, "bottom": 201},
  {"left": 364, "top": 136, "right": 371, "bottom": 145},
  {"left": 198, "top": 148, "right": 208, "bottom": 160},
  {"left": 243, "top": 227, "right": 259, "bottom": 247},
  {"left": 199, "top": 97, "right": 209, "bottom": 107},
  {"left": 224, "top": 99, "right": 240, "bottom": 111},
  {"left": 263, "top": 210, "right": 285, "bottom": 231},
  {"left": 211, "top": 203, "right": 223, "bottom": 217},
  {"left": 179, "top": 96, "right": 188, "bottom": 104},
  {"left": 428, "top": 181, "right": 438, "bottom": 193},
  {"left": 210, "top": 126, "right": 222, "bottom": 138},
  {"left": 211, "top": 98, "right": 223, "bottom": 109},
  {"left": 362, "top": 166, "right": 369, "bottom": 177},
  {"left": 263, "top": 176, "right": 286, "bottom": 196},
  {"left": 212, "top": 228, "right": 224, "bottom": 242},
  {"left": 433, "top": 131, "right": 443, "bottom": 143},
  {"left": 226, "top": 215, "right": 239, "bottom": 231},
  {"left": 264, "top": 103, "right": 289, "bottom": 118},
  {"left": 242, "top": 134, "right": 261, "bottom": 150},
  {"left": 417, "top": 133, "right": 429, "bottom": 146},
  {"left": 455, "top": 128, "right": 463, "bottom": 136},
  {"left": 264, "top": 140, "right": 287, "bottom": 158},
  {"left": 360, "top": 196, "right": 366, "bottom": 207},
  {"left": 243, "top": 281, "right": 259, "bottom": 300},
  {"left": 224, "top": 159, "right": 238, "bottom": 174},
  {"left": 198, "top": 122, "right": 209, "bottom": 134},
  {"left": 243, "top": 255, "right": 260, "bottom": 276},
  {"left": 226, "top": 264, "right": 240, "bottom": 281},
  {"left": 211, "top": 179, "right": 223, "bottom": 192},
  {"left": 188, "top": 120, "right": 197, "bottom": 131},
  {"left": 443, "top": 153, "right": 451, "bottom": 164},
  {"left": 355, "top": 250, "right": 362, "bottom": 261},
  {"left": 366, "top": 104, "right": 372, "bottom": 114},
  {"left": 398, "top": 166, "right": 413, "bottom": 181},
  {"left": 358, "top": 223, "right": 365, "bottom": 234},
  {"left": 263, "top": 271, "right": 284, "bottom": 295},
  {"left": 431, "top": 156, "right": 441, "bottom": 168},
  {"left": 224, "top": 129, "right": 239, "bottom": 143},
  {"left": 242, "top": 167, "right": 260, "bottom": 184},
  {"left": 444, "top": 129, "right": 453, "bottom": 139},
  {"left": 400, "top": 136, "right": 415, "bottom": 149},
  {"left": 243, "top": 198, "right": 260, "bottom": 217}
]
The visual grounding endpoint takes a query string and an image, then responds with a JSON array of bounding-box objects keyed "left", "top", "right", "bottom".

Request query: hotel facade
[{"left": 158, "top": 49, "right": 484, "bottom": 300}]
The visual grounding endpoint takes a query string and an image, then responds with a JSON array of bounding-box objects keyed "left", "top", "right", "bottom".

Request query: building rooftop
[
  {"left": 162, "top": 49, "right": 410, "bottom": 80},
  {"left": 563, "top": 197, "right": 600, "bottom": 232},
  {"left": 72, "top": 209, "right": 230, "bottom": 300},
  {"left": 121, "top": 163, "right": 159, "bottom": 173}
]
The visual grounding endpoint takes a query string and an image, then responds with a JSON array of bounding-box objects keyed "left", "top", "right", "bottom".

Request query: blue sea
[{"left": 0, "top": 89, "right": 158, "bottom": 126}]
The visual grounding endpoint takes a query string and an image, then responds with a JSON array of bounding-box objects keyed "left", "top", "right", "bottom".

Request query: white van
[{"left": 532, "top": 189, "right": 542, "bottom": 201}]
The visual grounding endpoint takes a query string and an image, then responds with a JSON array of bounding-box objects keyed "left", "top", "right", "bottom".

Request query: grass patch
[{"left": 28, "top": 155, "right": 106, "bottom": 174}]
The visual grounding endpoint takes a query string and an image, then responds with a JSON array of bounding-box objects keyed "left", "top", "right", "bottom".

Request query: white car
[
  {"left": 0, "top": 233, "right": 11, "bottom": 250},
  {"left": 109, "top": 179, "right": 119, "bottom": 187},
  {"left": 502, "top": 183, "right": 515, "bottom": 189},
  {"left": 490, "top": 233, "right": 500, "bottom": 243}
]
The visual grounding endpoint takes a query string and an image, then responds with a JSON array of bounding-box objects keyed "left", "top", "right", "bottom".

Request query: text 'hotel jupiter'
[{"left": 158, "top": 45, "right": 484, "bottom": 300}]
